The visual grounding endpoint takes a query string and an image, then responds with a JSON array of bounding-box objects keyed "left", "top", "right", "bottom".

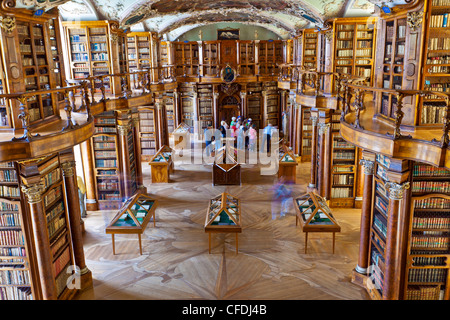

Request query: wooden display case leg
[
  {"left": 305, "top": 232, "right": 308, "bottom": 254},
  {"left": 236, "top": 234, "right": 238, "bottom": 254},
  {"left": 208, "top": 233, "right": 211, "bottom": 254},
  {"left": 332, "top": 232, "right": 336, "bottom": 254},
  {"left": 138, "top": 234, "right": 142, "bottom": 255},
  {"left": 112, "top": 234, "right": 115, "bottom": 255},
  {"left": 153, "top": 213, "right": 156, "bottom": 227}
]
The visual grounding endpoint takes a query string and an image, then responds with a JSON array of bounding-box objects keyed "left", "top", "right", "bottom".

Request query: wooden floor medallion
[{"left": 77, "top": 157, "right": 370, "bottom": 300}]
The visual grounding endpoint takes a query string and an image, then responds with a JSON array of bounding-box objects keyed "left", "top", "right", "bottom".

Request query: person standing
[{"left": 248, "top": 124, "right": 257, "bottom": 152}]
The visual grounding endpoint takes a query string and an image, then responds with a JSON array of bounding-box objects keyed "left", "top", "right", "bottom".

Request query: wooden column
[
  {"left": 240, "top": 91, "right": 247, "bottom": 119},
  {"left": 156, "top": 101, "right": 168, "bottom": 148},
  {"left": 60, "top": 157, "right": 93, "bottom": 292},
  {"left": 262, "top": 90, "right": 268, "bottom": 127},
  {"left": 355, "top": 148, "right": 364, "bottom": 209},
  {"left": 356, "top": 157, "right": 375, "bottom": 274},
  {"left": 173, "top": 90, "right": 181, "bottom": 127},
  {"left": 213, "top": 91, "right": 220, "bottom": 128},
  {"left": 320, "top": 122, "right": 332, "bottom": 200},
  {"left": 308, "top": 114, "right": 318, "bottom": 190},
  {"left": 383, "top": 181, "right": 410, "bottom": 300},
  {"left": 117, "top": 121, "right": 133, "bottom": 199},
  {"left": 131, "top": 115, "right": 145, "bottom": 192},
  {"left": 79, "top": 139, "right": 98, "bottom": 211},
  {"left": 21, "top": 181, "right": 57, "bottom": 300},
  {"left": 317, "top": 122, "right": 329, "bottom": 197},
  {"left": 192, "top": 91, "right": 199, "bottom": 136}
]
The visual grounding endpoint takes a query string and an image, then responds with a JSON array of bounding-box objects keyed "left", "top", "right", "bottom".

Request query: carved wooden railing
[
  {"left": 341, "top": 79, "right": 450, "bottom": 150},
  {"left": 0, "top": 84, "right": 90, "bottom": 142}
]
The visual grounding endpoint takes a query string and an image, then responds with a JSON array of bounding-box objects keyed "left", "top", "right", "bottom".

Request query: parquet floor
[{"left": 76, "top": 152, "right": 370, "bottom": 300}]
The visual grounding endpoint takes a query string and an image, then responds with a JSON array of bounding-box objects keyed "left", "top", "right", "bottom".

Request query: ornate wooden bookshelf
[
  {"left": 302, "top": 29, "right": 318, "bottom": 69},
  {"left": 0, "top": 9, "right": 66, "bottom": 129},
  {"left": 332, "top": 17, "right": 377, "bottom": 86},
  {"left": 126, "top": 32, "right": 152, "bottom": 72},
  {"left": 0, "top": 150, "right": 90, "bottom": 300},
  {"left": 90, "top": 110, "right": 139, "bottom": 210},
  {"left": 62, "top": 20, "right": 127, "bottom": 94}
]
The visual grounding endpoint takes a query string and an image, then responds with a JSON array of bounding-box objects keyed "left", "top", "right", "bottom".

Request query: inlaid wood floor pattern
[{"left": 77, "top": 157, "right": 370, "bottom": 300}]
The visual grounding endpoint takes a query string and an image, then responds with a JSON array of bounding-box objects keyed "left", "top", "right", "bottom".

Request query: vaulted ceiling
[{"left": 16, "top": 0, "right": 410, "bottom": 39}]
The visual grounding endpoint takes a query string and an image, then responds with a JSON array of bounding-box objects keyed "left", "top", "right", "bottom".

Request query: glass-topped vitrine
[
  {"left": 105, "top": 192, "right": 158, "bottom": 255},
  {"left": 294, "top": 191, "right": 341, "bottom": 253},
  {"left": 205, "top": 193, "right": 242, "bottom": 253},
  {"left": 278, "top": 144, "right": 298, "bottom": 183},
  {"left": 149, "top": 145, "right": 174, "bottom": 183}
]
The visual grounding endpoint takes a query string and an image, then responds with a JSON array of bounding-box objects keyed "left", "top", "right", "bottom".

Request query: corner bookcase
[{"left": 0, "top": 154, "right": 80, "bottom": 300}]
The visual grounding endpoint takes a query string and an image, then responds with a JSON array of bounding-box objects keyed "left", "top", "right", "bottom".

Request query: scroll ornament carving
[
  {"left": 0, "top": 15, "right": 15, "bottom": 34},
  {"left": 407, "top": 11, "right": 423, "bottom": 32},
  {"left": 385, "top": 181, "right": 410, "bottom": 200}
]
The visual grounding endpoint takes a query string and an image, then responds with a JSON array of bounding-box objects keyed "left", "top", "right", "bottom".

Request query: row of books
[
  {"left": 337, "top": 50, "right": 354, "bottom": 58},
  {"left": 53, "top": 247, "right": 71, "bottom": 277},
  {"left": 72, "top": 52, "right": 89, "bottom": 62},
  {"left": 71, "top": 43, "right": 87, "bottom": 52},
  {"left": 0, "top": 230, "right": 24, "bottom": 246},
  {"left": 43, "top": 186, "right": 61, "bottom": 209},
  {"left": 333, "top": 165, "right": 355, "bottom": 173},
  {"left": 373, "top": 214, "right": 387, "bottom": 238},
  {"left": 0, "top": 286, "right": 32, "bottom": 300},
  {"left": 98, "top": 192, "right": 121, "bottom": 200},
  {"left": 432, "top": 0, "right": 450, "bottom": 5},
  {"left": 337, "top": 31, "right": 354, "bottom": 39},
  {"left": 46, "top": 201, "right": 64, "bottom": 224},
  {"left": 0, "top": 269, "right": 30, "bottom": 286},
  {"left": 91, "top": 42, "right": 107, "bottom": 51},
  {"left": 335, "top": 59, "right": 352, "bottom": 65},
  {"left": 95, "top": 127, "right": 116, "bottom": 133},
  {"left": 332, "top": 174, "right": 354, "bottom": 185},
  {"left": 356, "top": 31, "right": 373, "bottom": 39},
  {"left": 430, "top": 14, "right": 449, "bottom": 28},
  {"left": 412, "top": 256, "right": 447, "bottom": 266},
  {"left": 411, "top": 181, "right": 450, "bottom": 194},
  {"left": 411, "top": 234, "right": 449, "bottom": 249},
  {"left": 428, "top": 37, "right": 450, "bottom": 51},
  {"left": 331, "top": 187, "right": 353, "bottom": 199},
  {"left": 375, "top": 196, "right": 388, "bottom": 215},
  {"left": 0, "top": 186, "right": 20, "bottom": 198},
  {"left": 91, "top": 52, "right": 108, "bottom": 61},
  {"left": 406, "top": 285, "right": 441, "bottom": 300},
  {"left": 47, "top": 215, "right": 65, "bottom": 240},
  {"left": 427, "top": 65, "right": 450, "bottom": 73},
  {"left": 408, "top": 268, "right": 448, "bottom": 283},
  {"left": 0, "top": 212, "right": 22, "bottom": 228},
  {"left": 426, "top": 56, "right": 450, "bottom": 65},
  {"left": 97, "top": 180, "right": 119, "bottom": 190},
  {"left": 356, "top": 67, "right": 372, "bottom": 77},
  {"left": 0, "top": 169, "right": 17, "bottom": 182},
  {"left": 94, "top": 151, "right": 117, "bottom": 159},
  {"left": 41, "top": 168, "right": 61, "bottom": 191},
  {"left": 95, "top": 159, "right": 117, "bottom": 168},
  {"left": 415, "top": 198, "right": 450, "bottom": 209},
  {"left": 94, "top": 142, "right": 116, "bottom": 149},
  {"left": 412, "top": 214, "right": 450, "bottom": 229},
  {"left": 421, "top": 105, "right": 446, "bottom": 124},
  {"left": 0, "top": 246, "right": 26, "bottom": 257},
  {"left": 332, "top": 151, "right": 355, "bottom": 160}
]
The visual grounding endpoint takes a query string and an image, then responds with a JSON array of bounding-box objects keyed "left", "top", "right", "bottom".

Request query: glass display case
[
  {"left": 294, "top": 191, "right": 341, "bottom": 253},
  {"left": 278, "top": 145, "right": 298, "bottom": 183},
  {"left": 204, "top": 193, "right": 242, "bottom": 254},
  {"left": 105, "top": 192, "right": 158, "bottom": 255},
  {"left": 148, "top": 145, "right": 174, "bottom": 183},
  {"left": 171, "top": 122, "right": 191, "bottom": 149},
  {"left": 212, "top": 146, "right": 241, "bottom": 185}
]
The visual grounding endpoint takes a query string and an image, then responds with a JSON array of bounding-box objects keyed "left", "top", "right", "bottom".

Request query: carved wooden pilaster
[
  {"left": 383, "top": 181, "right": 410, "bottom": 300},
  {"left": 60, "top": 159, "right": 93, "bottom": 292},
  {"left": 21, "top": 182, "right": 57, "bottom": 300},
  {"left": 355, "top": 158, "right": 375, "bottom": 274},
  {"left": 308, "top": 115, "right": 318, "bottom": 190}
]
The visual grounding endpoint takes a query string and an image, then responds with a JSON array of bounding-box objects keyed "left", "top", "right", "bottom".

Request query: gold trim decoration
[
  {"left": 406, "top": 11, "right": 423, "bottom": 32},
  {"left": 61, "top": 161, "right": 76, "bottom": 177},
  {"left": 21, "top": 183, "right": 45, "bottom": 204},
  {"left": 385, "top": 181, "right": 410, "bottom": 200},
  {"left": 359, "top": 159, "right": 375, "bottom": 175},
  {"left": 117, "top": 124, "right": 131, "bottom": 136},
  {"left": 0, "top": 16, "right": 15, "bottom": 34}
]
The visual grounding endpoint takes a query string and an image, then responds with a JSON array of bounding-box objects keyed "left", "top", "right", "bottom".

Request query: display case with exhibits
[
  {"left": 294, "top": 191, "right": 341, "bottom": 253},
  {"left": 149, "top": 145, "right": 174, "bottom": 183},
  {"left": 278, "top": 144, "right": 298, "bottom": 183},
  {"left": 213, "top": 146, "right": 241, "bottom": 186},
  {"left": 105, "top": 192, "right": 158, "bottom": 255},
  {"left": 205, "top": 193, "right": 242, "bottom": 253}
]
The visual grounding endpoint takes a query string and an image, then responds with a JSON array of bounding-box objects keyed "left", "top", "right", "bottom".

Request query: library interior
[{"left": 0, "top": 0, "right": 450, "bottom": 301}]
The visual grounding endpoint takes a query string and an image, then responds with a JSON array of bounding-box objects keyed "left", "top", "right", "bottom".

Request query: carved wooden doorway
[{"left": 219, "top": 95, "right": 240, "bottom": 125}]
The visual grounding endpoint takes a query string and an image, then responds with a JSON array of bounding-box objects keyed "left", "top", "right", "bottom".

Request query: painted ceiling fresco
[{"left": 16, "top": 0, "right": 413, "bottom": 39}]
